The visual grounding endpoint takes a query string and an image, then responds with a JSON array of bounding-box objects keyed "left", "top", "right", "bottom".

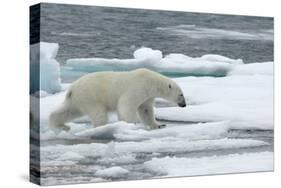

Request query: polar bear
[{"left": 49, "top": 68, "right": 186, "bottom": 132}]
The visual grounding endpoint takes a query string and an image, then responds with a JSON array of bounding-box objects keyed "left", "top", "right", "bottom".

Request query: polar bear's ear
[{"left": 168, "top": 84, "right": 172, "bottom": 89}]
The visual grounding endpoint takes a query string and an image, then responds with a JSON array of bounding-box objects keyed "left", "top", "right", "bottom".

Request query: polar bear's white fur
[{"left": 49, "top": 68, "right": 186, "bottom": 131}]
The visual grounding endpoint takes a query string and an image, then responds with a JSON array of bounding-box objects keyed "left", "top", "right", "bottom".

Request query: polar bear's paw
[
  {"left": 157, "top": 124, "right": 166, "bottom": 129},
  {"left": 50, "top": 124, "right": 70, "bottom": 134},
  {"left": 62, "top": 125, "right": 71, "bottom": 131}
]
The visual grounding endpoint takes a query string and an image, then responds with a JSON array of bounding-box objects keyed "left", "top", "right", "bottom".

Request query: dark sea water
[{"left": 40, "top": 3, "right": 273, "bottom": 64}]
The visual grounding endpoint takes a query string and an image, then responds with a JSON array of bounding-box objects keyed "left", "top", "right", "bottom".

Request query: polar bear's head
[{"left": 162, "top": 81, "right": 186, "bottom": 108}]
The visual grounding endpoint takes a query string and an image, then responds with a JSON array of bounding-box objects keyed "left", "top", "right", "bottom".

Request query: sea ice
[
  {"left": 57, "top": 151, "right": 84, "bottom": 161},
  {"left": 228, "top": 62, "right": 273, "bottom": 76},
  {"left": 30, "top": 42, "right": 62, "bottom": 94},
  {"left": 96, "top": 153, "right": 137, "bottom": 165},
  {"left": 41, "top": 135, "right": 268, "bottom": 161},
  {"left": 133, "top": 47, "right": 163, "bottom": 62},
  {"left": 65, "top": 47, "right": 244, "bottom": 77},
  {"left": 144, "top": 151, "right": 273, "bottom": 177},
  {"left": 95, "top": 167, "right": 129, "bottom": 178},
  {"left": 156, "top": 73, "right": 273, "bottom": 130}
]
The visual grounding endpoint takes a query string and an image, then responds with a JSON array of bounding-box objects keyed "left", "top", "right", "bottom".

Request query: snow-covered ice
[
  {"left": 41, "top": 134, "right": 269, "bottom": 159},
  {"left": 57, "top": 151, "right": 84, "bottom": 161},
  {"left": 144, "top": 152, "right": 273, "bottom": 177},
  {"left": 95, "top": 167, "right": 129, "bottom": 178},
  {"left": 156, "top": 74, "right": 273, "bottom": 130},
  {"left": 133, "top": 47, "right": 163, "bottom": 62},
  {"left": 228, "top": 62, "right": 273, "bottom": 76},
  {"left": 65, "top": 47, "right": 244, "bottom": 77}
]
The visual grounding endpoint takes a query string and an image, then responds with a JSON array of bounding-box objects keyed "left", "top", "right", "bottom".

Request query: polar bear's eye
[{"left": 168, "top": 84, "right": 172, "bottom": 89}]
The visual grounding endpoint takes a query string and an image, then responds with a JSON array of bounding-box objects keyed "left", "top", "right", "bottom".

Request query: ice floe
[
  {"left": 65, "top": 47, "right": 244, "bottom": 77},
  {"left": 95, "top": 167, "right": 129, "bottom": 178},
  {"left": 157, "top": 74, "right": 273, "bottom": 130},
  {"left": 144, "top": 151, "right": 273, "bottom": 177},
  {"left": 228, "top": 62, "right": 273, "bottom": 76},
  {"left": 30, "top": 42, "right": 62, "bottom": 94},
  {"left": 41, "top": 135, "right": 269, "bottom": 161}
]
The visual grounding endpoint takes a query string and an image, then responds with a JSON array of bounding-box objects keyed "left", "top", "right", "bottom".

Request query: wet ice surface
[
  {"left": 35, "top": 98, "right": 273, "bottom": 185},
  {"left": 37, "top": 121, "right": 273, "bottom": 185}
]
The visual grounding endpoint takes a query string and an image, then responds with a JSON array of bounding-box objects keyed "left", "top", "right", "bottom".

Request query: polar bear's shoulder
[
  {"left": 132, "top": 68, "right": 169, "bottom": 82},
  {"left": 131, "top": 68, "right": 162, "bottom": 77},
  {"left": 132, "top": 68, "right": 153, "bottom": 74}
]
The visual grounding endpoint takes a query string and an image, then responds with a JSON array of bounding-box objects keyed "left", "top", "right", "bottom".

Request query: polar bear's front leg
[
  {"left": 137, "top": 98, "right": 166, "bottom": 129},
  {"left": 117, "top": 96, "right": 138, "bottom": 123}
]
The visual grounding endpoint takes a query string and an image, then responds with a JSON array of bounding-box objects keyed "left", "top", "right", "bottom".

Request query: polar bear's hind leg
[
  {"left": 49, "top": 102, "right": 82, "bottom": 133},
  {"left": 84, "top": 105, "right": 108, "bottom": 127}
]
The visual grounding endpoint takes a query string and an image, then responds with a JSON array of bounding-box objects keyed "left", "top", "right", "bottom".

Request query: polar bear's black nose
[{"left": 178, "top": 101, "right": 186, "bottom": 107}]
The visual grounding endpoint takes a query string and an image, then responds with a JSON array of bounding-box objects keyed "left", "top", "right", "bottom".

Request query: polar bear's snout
[
  {"left": 177, "top": 94, "right": 186, "bottom": 107},
  {"left": 178, "top": 101, "right": 186, "bottom": 107}
]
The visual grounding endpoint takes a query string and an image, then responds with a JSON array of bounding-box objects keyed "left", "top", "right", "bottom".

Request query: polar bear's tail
[{"left": 65, "top": 90, "right": 72, "bottom": 99}]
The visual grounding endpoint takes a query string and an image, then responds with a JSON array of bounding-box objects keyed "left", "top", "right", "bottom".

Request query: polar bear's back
[{"left": 67, "top": 70, "right": 155, "bottom": 110}]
